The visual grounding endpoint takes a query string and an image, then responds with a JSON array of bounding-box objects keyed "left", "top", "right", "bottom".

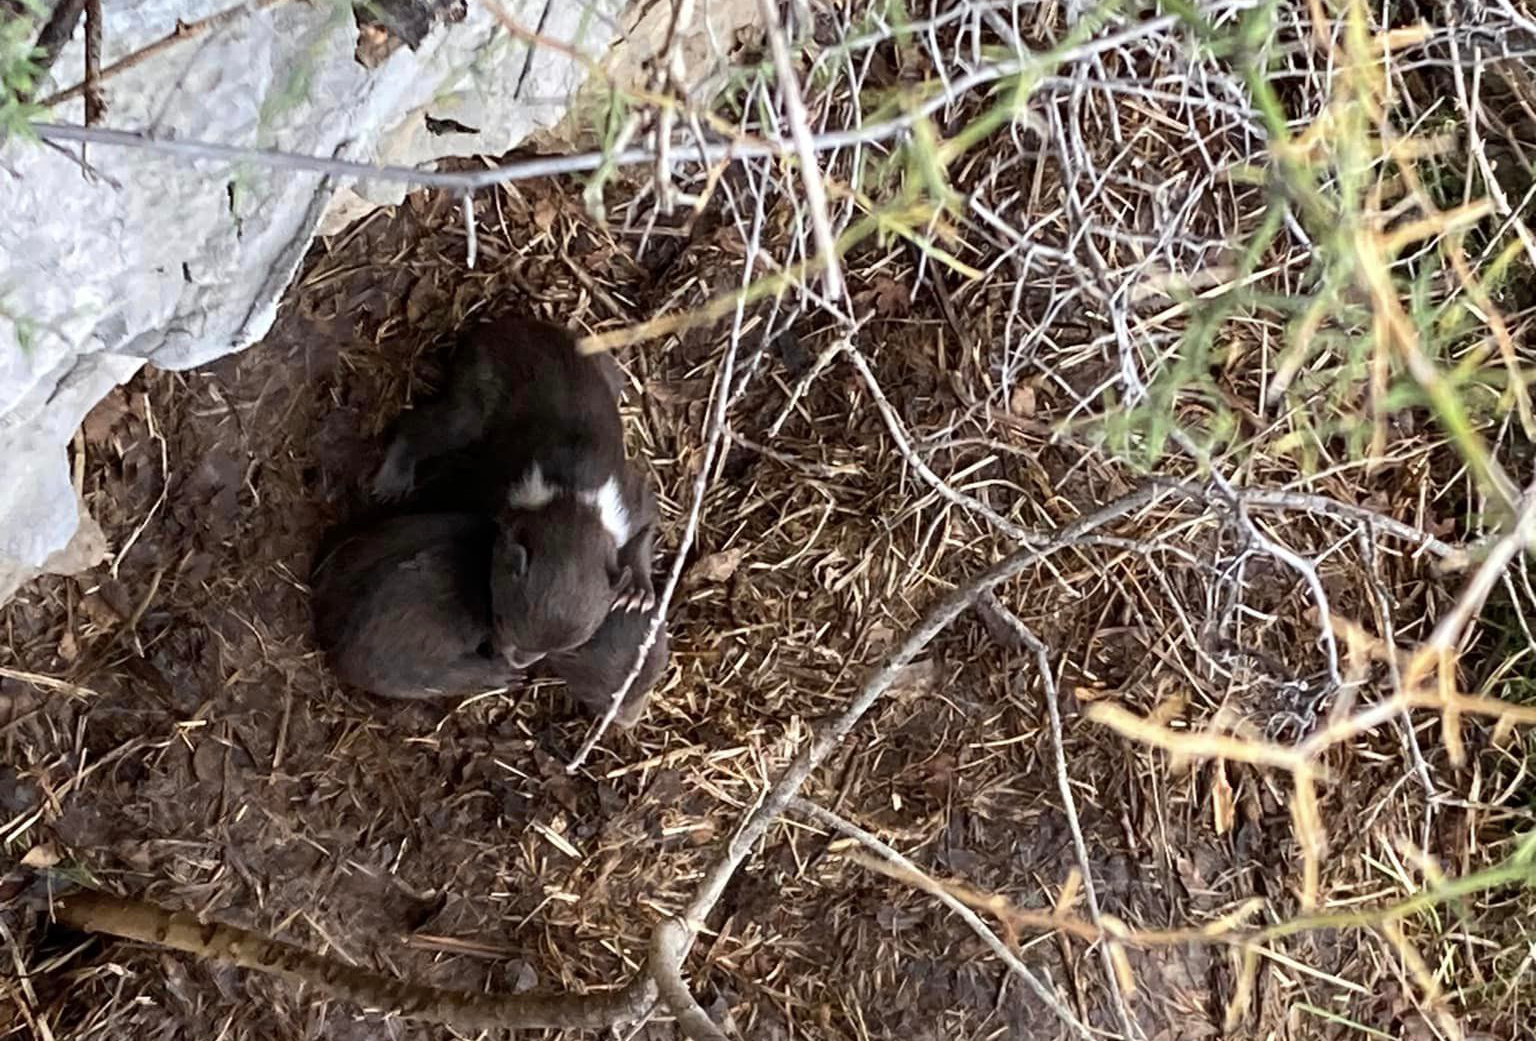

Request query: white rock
[{"left": 0, "top": 0, "right": 621, "bottom": 590}]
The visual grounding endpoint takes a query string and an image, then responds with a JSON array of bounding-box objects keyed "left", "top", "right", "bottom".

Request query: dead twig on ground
[
  {"left": 659, "top": 485, "right": 1165, "bottom": 1041},
  {"left": 978, "top": 593, "right": 1144, "bottom": 1041},
  {"left": 46, "top": 887, "right": 656, "bottom": 1031},
  {"left": 790, "top": 797, "right": 1092, "bottom": 1037},
  {"left": 649, "top": 918, "right": 729, "bottom": 1041}
]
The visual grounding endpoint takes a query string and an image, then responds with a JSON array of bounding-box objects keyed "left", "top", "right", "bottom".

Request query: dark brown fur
[
  {"left": 541, "top": 462, "right": 666, "bottom": 725},
  {"left": 311, "top": 500, "right": 665, "bottom": 725},
  {"left": 370, "top": 315, "right": 653, "bottom": 663},
  {"left": 311, "top": 513, "right": 521, "bottom": 699},
  {"left": 542, "top": 607, "right": 670, "bottom": 727}
]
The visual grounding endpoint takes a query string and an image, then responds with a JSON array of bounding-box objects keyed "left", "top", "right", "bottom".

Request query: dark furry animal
[
  {"left": 541, "top": 464, "right": 667, "bottom": 724},
  {"left": 311, "top": 506, "right": 666, "bottom": 726},
  {"left": 311, "top": 513, "right": 521, "bottom": 699},
  {"left": 543, "top": 606, "right": 670, "bottom": 727},
  {"left": 370, "top": 315, "right": 655, "bottom": 665}
]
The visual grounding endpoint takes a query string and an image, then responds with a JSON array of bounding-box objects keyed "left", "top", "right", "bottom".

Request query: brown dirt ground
[{"left": 0, "top": 173, "right": 1529, "bottom": 1041}]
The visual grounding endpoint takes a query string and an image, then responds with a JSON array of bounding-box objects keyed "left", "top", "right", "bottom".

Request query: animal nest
[{"left": 5, "top": 2, "right": 1536, "bottom": 1040}]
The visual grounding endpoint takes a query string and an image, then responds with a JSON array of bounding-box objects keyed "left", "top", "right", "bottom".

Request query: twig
[
  {"left": 28, "top": 16, "right": 1192, "bottom": 189},
  {"left": 25, "top": 0, "right": 86, "bottom": 100},
  {"left": 36, "top": 0, "right": 292, "bottom": 108},
  {"left": 460, "top": 192, "right": 478, "bottom": 269},
  {"left": 564, "top": 152, "right": 771, "bottom": 773},
  {"left": 666, "top": 487, "right": 1165, "bottom": 1041},
  {"left": 109, "top": 394, "right": 167, "bottom": 580},
  {"left": 843, "top": 341, "right": 1032, "bottom": 542},
  {"left": 756, "top": 0, "right": 844, "bottom": 302},
  {"left": 1086, "top": 702, "right": 1320, "bottom": 777},
  {"left": 26, "top": 120, "right": 794, "bottom": 188},
  {"left": 978, "top": 594, "right": 1145, "bottom": 1041},
  {"left": 1236, "top": 487, "right": 1456, "bottom": 558},
  {"left": 647, "top": 0, "right": 697, "bottom": 213},
  {"left": 649, "top": 918, "right": 729, "bottom": 1041},
  {"left": 0, "top": 918, "right": 55, "bottom": 1041},
  {"left": 790, "top": 798, "right": 1092, "bottom": 1038},
  {"left": 1164, "top": 456, "right": 1345, "bottom": 697},
  {"left": 49, "top": 887, "right": 654, "bottom": 1031},
  {"left": 817, "top": 819, "right": 1536, "bottom": 950},
  {"left": 1415, "top": 474, "right": 1536, "bottom": 659},
  {"left": 81, "top": 0, "right": 103, "bottom": 125}
]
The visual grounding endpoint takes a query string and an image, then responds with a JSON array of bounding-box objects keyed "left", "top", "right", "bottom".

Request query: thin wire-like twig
[
  {"left": 564, "top": 156, "right": 773, "bottom": 773},
  {"left": 979, "top": 594, "right": 1145, "bottom": 1041},
  {"left": 790, "top": 797, "right": 1088, "bottom": 1035},
  {"left": 27, "top": 12, "right": 1198, "bottom": 190},
  {"left": 756, "top": 0, "right": 845, "bottom": 302}
]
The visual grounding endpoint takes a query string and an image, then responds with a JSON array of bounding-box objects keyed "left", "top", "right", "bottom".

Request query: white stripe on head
[
  {"left": 507, "top": 462, "right": 556, "bottom": 509},
  {"left": 579, "top": 476, "right": 631, "bottom": 544}
]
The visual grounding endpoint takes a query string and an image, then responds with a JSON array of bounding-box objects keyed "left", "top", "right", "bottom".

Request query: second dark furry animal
[
  {"left": 542, "top": 605, "right": 669, "bottom": 728},
  {"left": 311, "top": 513, "right": 521, "bottom": 699},
  {"left": 370, "top": 315, "right": 656, "bottom": 666},
  {"left": 540, "top": 463, "right": 667, "bottom": 725},
  {"left": 311, "top": 510, "right": 669, "bottom": 721}
]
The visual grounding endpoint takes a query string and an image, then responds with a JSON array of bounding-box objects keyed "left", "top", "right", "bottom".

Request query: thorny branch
[{"left": 798, "top": 802, "right": 1536, "bottom": 952}]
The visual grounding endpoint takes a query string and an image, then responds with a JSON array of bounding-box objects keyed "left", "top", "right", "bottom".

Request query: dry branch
[
  {"left": 755, "top": 0, "right": 844, "bottom": 302},
  {"left": 50, "top": 887, "right": 655, "bottom": 1032},
  {"left": 792, "top": 798, "right": 1094, "bottom": 1038},
  {"left": 26, "top": 0, "right": 85, "bottom": 97},
  {"left": 35, "top": 0, "right": 292, "bottom": 109},
  {"left": 649, "top": 918, "right": 730, "bottom": 1041},
  {"left": 80, "top": 0, "right": 101, "bottom": 125},
  {"left": 978, "top": 593, "right": 1143, "bottom": 1041},
  {"left": 658, "top": 486, "right": 1166, "bottom": 1040}
]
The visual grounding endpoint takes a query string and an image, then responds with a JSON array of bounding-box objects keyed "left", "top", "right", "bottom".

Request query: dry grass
[{"left": 5, "top": 0, "right": 1536, "bottom": 1039}]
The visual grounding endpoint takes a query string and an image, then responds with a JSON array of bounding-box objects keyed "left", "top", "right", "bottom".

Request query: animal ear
[{"left": 502, "top": 542, "right": 529, "bottom": 578}]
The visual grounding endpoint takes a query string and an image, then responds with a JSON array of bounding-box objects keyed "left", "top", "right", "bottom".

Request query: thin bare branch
[
  {"left": 978, "top": 594, "right": 1145, "bottom": 1041},
  {"left": 790, "top": 798, "right": 1091, "bottom": 1038},
  {"left": 49, "top": 887, "right": 655, "bottom": 1031},
  {"left": 756, "top": 0, "right": 844, "bottom": 302},
  {"left": 649, "top": 918, "right": 730, "bottom": 1041}
]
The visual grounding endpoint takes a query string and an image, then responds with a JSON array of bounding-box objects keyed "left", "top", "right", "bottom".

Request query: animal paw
[{"left": 612, "top": 573, "right": 657, "bottom": 614}]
